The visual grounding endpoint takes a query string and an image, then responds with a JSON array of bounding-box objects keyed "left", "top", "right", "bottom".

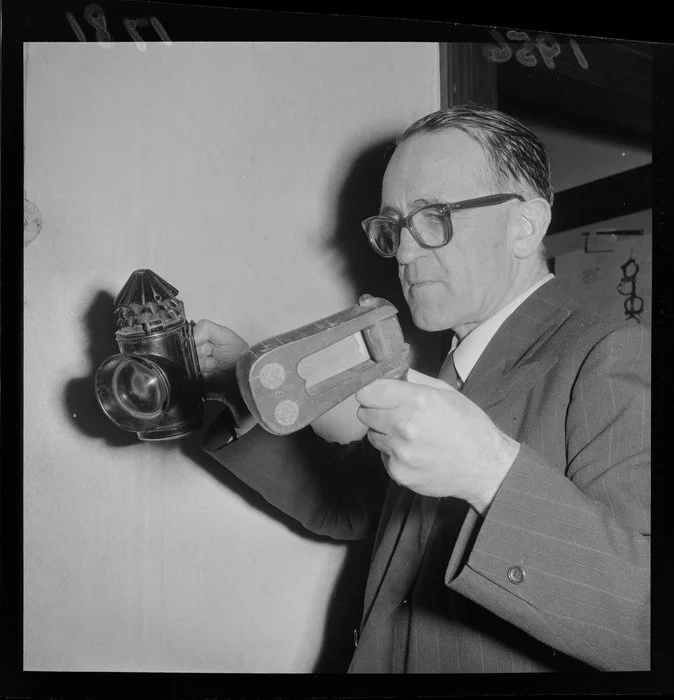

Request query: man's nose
[{"left": 395, "top": 226, "right": 423, "bottom": 265}]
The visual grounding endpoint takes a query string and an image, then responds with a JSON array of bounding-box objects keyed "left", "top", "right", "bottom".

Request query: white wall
[{"left": 24, "top": 42, "right": 440, "bottom": 672}]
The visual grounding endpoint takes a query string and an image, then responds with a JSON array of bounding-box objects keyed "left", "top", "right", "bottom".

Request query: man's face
[{"left": 381, "top": 129, "right": 520, "bottom": 337}]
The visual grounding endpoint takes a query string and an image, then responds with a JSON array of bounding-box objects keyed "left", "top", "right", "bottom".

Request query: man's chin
[{"left": 409, "top": 307, "right": 449, "bottom": 333}]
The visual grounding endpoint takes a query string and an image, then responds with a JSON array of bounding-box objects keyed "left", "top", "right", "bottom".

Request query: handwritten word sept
[
  {"left": 485, "top": 30, "right": 589, "bottom": 70},
  {"left": 66, "top": 3, "right": 171, "bottom": 51}
]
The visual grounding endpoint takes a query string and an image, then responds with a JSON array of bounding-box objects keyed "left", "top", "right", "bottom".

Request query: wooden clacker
[{"left": 236, "top": 295, "right": 409, "bottom": 435}]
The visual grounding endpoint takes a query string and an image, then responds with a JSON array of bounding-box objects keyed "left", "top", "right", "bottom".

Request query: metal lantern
[{"left": 94, "top": 269, "right": 203, "bottom": 440}]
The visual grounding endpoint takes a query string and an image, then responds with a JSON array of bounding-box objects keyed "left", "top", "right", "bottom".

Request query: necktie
[
  {"left": 438, "top": 349, "right": 461, "bottom": 390},
  {"left": 372, "top": 349, "right": 463, "bottom": 614},
  {"left": 416, "top": 350, "right": 463, "bottom": 574}
]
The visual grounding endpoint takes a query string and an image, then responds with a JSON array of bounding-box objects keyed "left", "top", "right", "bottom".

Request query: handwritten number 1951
[
  {"left": 506, "top": 30, "right": 537, "bottom": 67},
  {"left": 568, "top": 38, "right": 589, "bottom": 70},
  {"left": 486, "top": 29, "right": 588, "bottom": 70},
  {"left": 536, "top": 34, "right": 562, "bottom": 69},
  {"left": 65, "top": 12, "right": 87, "bottom": 42},
  {"left": 85, "top": 3, "right": 112, "bottom": 46},
  {"left": 124, "top": 18, "right": 149, "bottom": 52},
  {"left": 66, "top": 4, "right": 171, "bottom": 49},
  {"left": 149, "top": 17, "right": 172, "bottom": 46}
]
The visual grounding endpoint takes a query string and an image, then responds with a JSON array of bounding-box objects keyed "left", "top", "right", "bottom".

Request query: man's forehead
[
  {"left": 382, "top": 129, "right": 487, "bottom": 200},
  {"left": 388, "top": 129, "right": 485, "bottom": 172}
]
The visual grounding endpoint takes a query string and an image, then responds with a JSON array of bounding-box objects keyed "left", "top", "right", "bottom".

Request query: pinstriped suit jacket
[{"left": 203, "top": 279, "right": 650, "bottom": 672}]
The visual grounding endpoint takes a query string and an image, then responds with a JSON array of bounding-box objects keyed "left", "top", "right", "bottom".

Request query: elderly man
[{"left": 195, "top": 105, "right": 650, "bottom": 673}]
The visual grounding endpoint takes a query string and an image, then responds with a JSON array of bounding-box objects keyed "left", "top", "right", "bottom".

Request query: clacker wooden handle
[{"left": 236, "top": 295, "right": 409, "bottom": 435}]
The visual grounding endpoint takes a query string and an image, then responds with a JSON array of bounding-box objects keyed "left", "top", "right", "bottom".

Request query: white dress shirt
[{"left": 451, "top": 273, "right": 555, "bottom": 387}]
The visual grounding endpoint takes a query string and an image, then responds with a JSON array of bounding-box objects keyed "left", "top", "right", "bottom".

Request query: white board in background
[{"left": 552, "top": 229, "right": 652, "bottom": 328}]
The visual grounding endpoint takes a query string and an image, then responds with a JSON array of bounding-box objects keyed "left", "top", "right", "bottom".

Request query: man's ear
[{"left": 512, "top": 198, "right": 551, "bottom": 259}]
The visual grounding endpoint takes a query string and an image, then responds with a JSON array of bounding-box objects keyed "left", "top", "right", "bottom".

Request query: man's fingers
[
  {"left": 407, "top": 368, "right": 456, "bottom": 391},
  {"left": 198, "top": 356, "right": 217, "bottom": 372},
  {"left": 194, "top": 318, "right": 240, "bottom": 345},
  {"left": 356, "top": 378, "right": 404, "bottom": 408},
  {"left": 193, "top": 319, "right": 218, "bottom": 345},
  {"left": 365, "top": 428, "right": 389, "bottom": 455},
  {"left": 356, "top": 377, "right": 428, "bottom": 408},
  {"left": 357, "top": 406, "right": 392, "bottom": 434}
]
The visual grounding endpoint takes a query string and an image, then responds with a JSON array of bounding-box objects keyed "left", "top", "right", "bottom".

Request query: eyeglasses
[{"left": 361, "top": 193, "right": 525, "bottom": 258}]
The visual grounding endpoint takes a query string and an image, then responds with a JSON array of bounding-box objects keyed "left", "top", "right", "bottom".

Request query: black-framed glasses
[{"left": 361, "top": 193, "right": 525, "bottom": 258}]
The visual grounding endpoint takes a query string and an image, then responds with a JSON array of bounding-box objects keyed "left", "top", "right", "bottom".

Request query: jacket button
[
  {"left": 507, "top": 565, "right": 525, "bottom": 584},
  {"left": 401, "top": 598, "right": 409, "bottom": 607}
]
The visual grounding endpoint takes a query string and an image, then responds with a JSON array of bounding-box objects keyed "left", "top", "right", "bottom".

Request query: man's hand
[
  {"left": 193, "top": 320, "right": 254, "bottom": 432},
  {"left": 355, "top": 378, "right": 520, "bottom": 515},
  {"left": 194, "top": 319, "right": 249, "bottom": 378}
]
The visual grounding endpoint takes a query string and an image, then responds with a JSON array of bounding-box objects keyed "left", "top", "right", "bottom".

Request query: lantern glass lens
[{"left": 113, "top": 359, "right": 167, "bottom": 417}]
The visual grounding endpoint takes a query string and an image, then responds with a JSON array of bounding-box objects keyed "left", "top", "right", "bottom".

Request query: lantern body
[{"left": 95, "top": 270, "right": 203, "bottom": 441}]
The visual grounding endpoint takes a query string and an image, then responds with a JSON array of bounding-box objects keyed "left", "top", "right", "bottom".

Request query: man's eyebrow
[
  {"left": 379, "top": 198, "right": 438, "bottom": 216},
  {"left": 411, "top": 197, "right": 439, "bottom": 207},
  {"left": 379, "top": 205, "right": 400, "bottom": 217}
]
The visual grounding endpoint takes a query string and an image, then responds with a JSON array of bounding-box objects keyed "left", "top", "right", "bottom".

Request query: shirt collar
[{"left": 451, "top": 273, "right": 555, "bottom": 386}]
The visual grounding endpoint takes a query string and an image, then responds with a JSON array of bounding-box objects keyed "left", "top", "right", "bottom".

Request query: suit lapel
[
  {"left": 358, "top": 485, "right": 414, "bottom": 627},
  {"left": 446, "top": 279, "right": 576, "bottom": 579},
  {"left": 463, "top": 279, "right": 573, "bottom": 411},
  {"left": 357, "top": 280, "right": 577, "bottom": 645}
]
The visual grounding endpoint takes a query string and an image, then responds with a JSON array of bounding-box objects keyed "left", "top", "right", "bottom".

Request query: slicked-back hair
[{"left": 396, "top": 104, "right": 554, "bottom": 206}]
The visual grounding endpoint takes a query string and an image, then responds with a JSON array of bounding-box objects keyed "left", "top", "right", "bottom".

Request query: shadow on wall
[
  {"left": 62, "top": 290, "right": 369, "bottom": 672},
  {"left": 62, "top": 139, "right": 450, "bottom": 673},
  {"left": 63, "top": 291, "right": 326, "bottom": 532},
  {"left": 63, "top": 290, "right": 349, "bottom": 544},
  {"left": 324, "top": 137, "right": 449, "bottom": 376},
  {"left": 64, "top": 290, "right": 138, "bottom": 448},
  {"left": 180, "top": 409, "right": 373, "bottom": 673},
  {"left": 308, "top": 138, "right": 452, "bottom": 671}
]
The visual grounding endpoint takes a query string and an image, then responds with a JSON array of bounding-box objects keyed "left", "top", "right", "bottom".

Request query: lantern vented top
[{"left": 113, "top": 269, "right": 186, "bottom": 335}]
